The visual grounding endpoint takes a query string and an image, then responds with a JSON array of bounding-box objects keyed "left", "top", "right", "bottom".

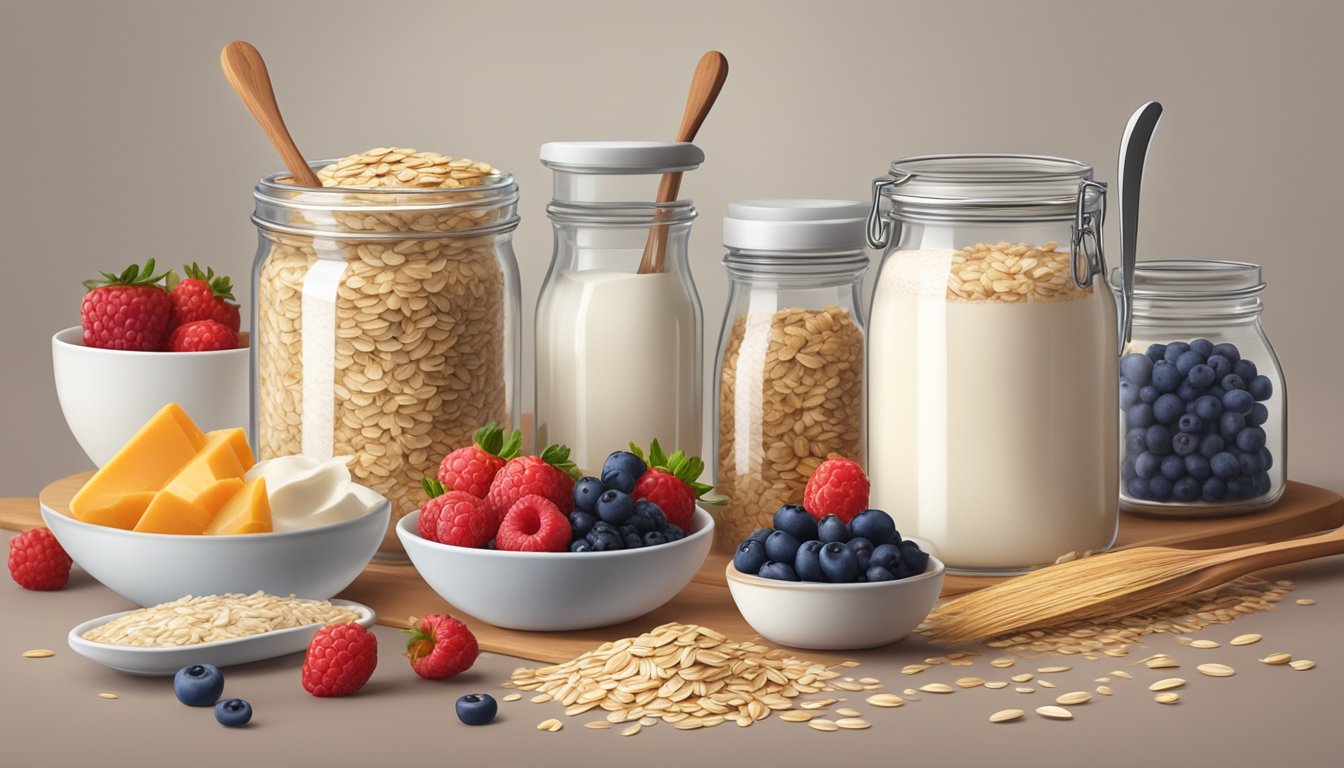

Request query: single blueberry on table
[
  {"left": 1145, "top": 425, "right": 1173, "bottom": 455},
  {"left": 1145, "top": 343, "right": 1168, "bottom": 362},
  {"left": 455, "top": 694, "right": 498, "bottom": 726},
  {"left": 819, "top": 541, "right": 860, "bottom": 583},
  {"left": 602, "top": 450, "right": 647, "bottom": 483},
  {"left": 1163, "top": 342, "right": 1191, "bottom": 363},
  {"left": 1127, "top": 403, "right": 1154, "bottom": 429},
  {"left": 1187, "top": 363, "right": 1216, "bottom": 389},
  {"left": 1199, "top": 433, "right": 1225, "bottom": 458},
  {"left": 1236, "top": 425, "right": 1267, "bottom": 453},
  {"left": 1153, "top": 394, "right": 1185, "bottom": 425},
  {"left": 1249, "top": 375, "right": 1273, "bottom": 401},
  {"left": 1233, "top": 359, "right": 1258, "bottom": 382},
  {"left": 1120, "top": 353, "right": 1154, "bottom": 385},
  {"left": 758, "top": 561, "right": 800, "bottom": 581},
  {"left": 600, "top": 467, "right": 636, "bottom": 494},
  {"left": 1171, "top": 431, "right": 1199, "bottom": 457},
  {"left": 899, "top": 540, "right": 931, "bottom": 574},
  {"left": 1212, "top": 342, "right": 1241, "bottom": 364},
  {"left": 595, "top": 489, "right": 634, "bottom": 525},
  {"left": 568, "top": 510, "right": 597, "bottom": 539},
  {"left": 1147, "top": 475, "right": 1173, "bottom": 501},
  {"left": 817, "top": 514, "right": 851, "bottom": 543},
  {"left": 1139, "top": 385, "right": 1160, "bottom": 404},
  {"left": 1160, "top": 454, "right": 1186, "bottom": 481},
  {"left": 764, "top": 530, "right": 802, "bottom": 564},
  {"left": 1152, "top": 361, "right": 1181, "bottom": 393},
  {"left": 1175, "top": 349, "right": 1204, "bottom": 376},
  {"left": 572, "top": 476, "right": 605, "bottom": 512},
  {"left": 794, "top": 540, "right": 825, "bottom": 581},
  {"left": 174, "top": 664, "right": 225, "bottom": 707},
  {"left": 1210, "top": 452, "right": 1240, "bottom": 480},
  {"left": 1247, "top": 402, "right": 1269, "bottom": 427},
  {"left": 1190, "top": 338, "right": 1215, "bottom": 357},
  {"left": 214, "top": 698, "right": 252, "bottom": 728},
  {"left": 1135, "top": 451, "right": 1161, "bottom": 479},
  {"left": 1172, "top": 476, "right": 1201, "bottom": 503},
  {"left": 1203, "top": 476, "right": 1228, "bottom": 502},
  {"left": 1185, "top": 453, "right": 1212, "bottom": 480},
  {"left": 849, "top": 508, "right": 898, "bottom": 545},
  {"left": 773, "top": 504, "right": 818, "bottom": 543},
  {"left": 1206, "top": 354, "right": 1233, "bottom": 380},
  {"left": 1193, "top": 395, "right": 1223, "bottom": 422},
  {"left": 866, "top": 565, "right": 897, "bottom": 582},
  {"left": 733, "top": 539, "right": 769, "bottom": 574},
  {"left": 869, "top": 542, "right": 902, "bottom": 571}
]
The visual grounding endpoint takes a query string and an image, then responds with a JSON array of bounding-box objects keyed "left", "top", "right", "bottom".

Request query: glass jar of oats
[
  {"left": 251, "top": 148, "right": 521, "bottom": 556},
  {"left": 866, "top": 155, "right": 1119, "bottom": 573},
  {"left": 714, "top": 200, "right": 869, "bottom": 552}
]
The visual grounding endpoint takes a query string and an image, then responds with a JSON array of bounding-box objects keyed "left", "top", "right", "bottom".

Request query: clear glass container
[
  {"left": 713, "top": 200, "right": 869, "bottom": 551},
  {"left": 535, "top": 142, "right": 704, "bottom": 474},
  {"left": 865, "top": 155, "right": 1119, "bottom": 573},
  {"left": 251, "top": 163, "right": 521, "bottom": 555},
  {"left": 1118, "top": 260, "right": 1285, "bottom": 517}
]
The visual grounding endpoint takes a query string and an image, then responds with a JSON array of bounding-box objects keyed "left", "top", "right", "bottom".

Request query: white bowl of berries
[
  {"left": 53, "top": 261, "right": 249, "bottom": 467},
  {"left": 723, "top": 458, "right": 945, "bottom": 650},
  {"left": 397, "top": 435, "right": 716, "bottom": 631}
]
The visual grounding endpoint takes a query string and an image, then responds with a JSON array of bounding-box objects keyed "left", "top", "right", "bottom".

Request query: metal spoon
[{"left": 1116, "top": 101, "right": 1164, "bottom": 344}]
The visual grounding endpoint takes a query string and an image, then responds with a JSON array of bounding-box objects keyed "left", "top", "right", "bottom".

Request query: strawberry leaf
[
  {"left": 628, "top": 442, "right": 645, "bottom": 462},
  {"left": 423, "top": 477, "right": 447, "bottom": 498},
  {"left": 539, "top": 443, "right": 582, "bottom": 481},
  {"left": 648, "top": 439, "right": 667, "bottom": 468},
  {"left": 498, "top": 429, "right": 523, "bottom": 460},
  {"left": 474, "top": 423, "right": 503, "bottom": 454}
]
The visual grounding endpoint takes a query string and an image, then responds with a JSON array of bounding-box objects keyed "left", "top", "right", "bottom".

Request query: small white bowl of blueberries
[{"left": 726, "top": 500, "right": 944, "bottom": 651}]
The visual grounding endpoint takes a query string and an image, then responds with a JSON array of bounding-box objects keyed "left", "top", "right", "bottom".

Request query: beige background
[{"left": 1, "top": 0, "right": 1341, "bottom": 496}]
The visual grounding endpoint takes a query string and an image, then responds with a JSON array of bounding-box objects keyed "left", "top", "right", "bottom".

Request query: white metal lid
[
  {"left": 539, "top": 141, "right": 704, "bottom": 173},
  {"left": 723, "top": 199, "right": 869, "bottom": 252}
]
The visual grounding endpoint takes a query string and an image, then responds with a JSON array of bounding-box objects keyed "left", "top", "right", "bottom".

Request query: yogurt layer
[{"left": 246, "top": 455, "right": 382, "bottom": 531}]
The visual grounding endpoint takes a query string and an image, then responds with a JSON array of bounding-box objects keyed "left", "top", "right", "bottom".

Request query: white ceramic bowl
[
  {"left": 725, "top": 555, "right": 945, "bottom": 650},
  {"left": 397, "top": 508, "right": 714, "bottom": 631},
  {"left": 41, "top": 498, "right": 389, "bottom": 607},
  {"left": 51, "top": 326, "right": 250, "bottom": 467}
]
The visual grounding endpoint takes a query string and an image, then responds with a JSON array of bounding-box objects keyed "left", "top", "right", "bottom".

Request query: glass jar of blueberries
[{"left": 1117, "top": 261, "right": 1286, "bottom": 516}]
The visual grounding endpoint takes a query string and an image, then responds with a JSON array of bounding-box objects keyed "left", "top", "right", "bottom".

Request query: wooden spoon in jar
[
  {"left": 220, "top": 40, "right": 322, "bottom": 188},
  {"left": 636, "top": 51, "right": 730, "bottom": 274}
]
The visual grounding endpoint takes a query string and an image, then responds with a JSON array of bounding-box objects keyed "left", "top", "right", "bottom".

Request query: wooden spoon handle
[
  {"left": 1208, "top": 524, "right": 1344, "bottom": 576},
  {"left": 637, "top": 51, "right": 729, "bottom": 275},
  {"left": 220, "top": 41, "right": 321, "bottom": 188}
]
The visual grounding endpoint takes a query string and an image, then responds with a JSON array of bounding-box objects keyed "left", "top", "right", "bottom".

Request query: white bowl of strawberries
[
  {"left": 398, "top": 431, "right": 715, "bottom": 631},
  {"left": 53, "top": 261, "right": 248, "bottom": 467}
]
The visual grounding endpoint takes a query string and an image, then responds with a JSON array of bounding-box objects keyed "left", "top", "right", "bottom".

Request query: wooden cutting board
[{"left": 6, "top": 476, "right": 1342, "bottom": 664}]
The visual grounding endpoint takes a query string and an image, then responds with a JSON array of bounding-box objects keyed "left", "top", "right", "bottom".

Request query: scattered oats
[
  {"left": 1230, "top": 634, "right": 1261, "bottom": 646},
  {"left": 780, "top": 711, "right": 814, "bottom": 722},
  {"left": 501, "top": 694, "right": 522, "bottom": 702},
  {"left": 673, "top": 719, "right": 706, "bottom": 731},
  {"left": 639, "top": 717, "right": 657, "bottom": 727},
  {"left": 833, "top": 680, "right": 865, "bottom": 692},
  {"left": 1111, "top": 670, "right": 1134, "bottom": 679},
  {"left": 585, "top": 721, "right": 613, "bottom": 730},
  {"left": 1035, "top": 705, "right": 1073, "bottom": 720},
  {"left": 1154, "top": 693, "right": 1180, "bottom": 704},
  {"left": 901, "top": 664, "right": 930, "bottom": 675},
  {"left": 924, "top": 657, "right": 947, "bottom": 665},
  {"left": 620, "top": 723, "right": 641, "bottom": 736},
  {"left": 990, "top": 658, "right": 1016, "bottom": 668},
  {"left": 1189, "top": 639, "right": 1220, "bottom": 649},
  {"left": 1056, "top": 691, "right": 1092, "bottom": 705},
  {"left": 836, "top": 718, "right": 871, "bottom": 729},
  {"left": 955, "top": 677, "right": 986, "bottom": 688},
  {"left": 1015, "top": 687, "right": 1035, "bottom": 694},
  {"left": 1197, "top": 663, "right": 1236, "bottom": 677},
  {"left": 903, "top": 689, "right": 919, "bottom": 696},
  {"left": 531, "top": 694, "right": 552, "bottom": 703},
  {"left": 835, "top": 707, "right": 862, "bottom": 717},
  {"left": 1296, "top": 599, "right": 1316, "bottom": 606},
  {"left": 1148, "top": 678, "right": 1186, "bottom": 692},
  {"left": 1011, "top": 674, "right": 1034, "bottom": 683},
  {"left": 990, "top": 708, "right": 1024, "bottom": 723},
  {"left": 866, "top": 694, "right": 905, "bottom": 708},
  {"left": 1259, "top": 653, "right": 1292, "bottom": 665},
  {"left": 984, "top": 682, "right": 1009, "bottom": 689},
  {"left": 1096, "top": 685, "right": 1114, "bottom": 696},
  {"left": 801, "top": 699, "right": 836, "bottom": 710},
  {"left": 21, "top": 649, "right": 54, "bottom": 659},
  {"left": 1038, "top": 680, "right": 1057, "bottom": 689},
  {"left": 97, "top": 693, "right": 118, "bottom": 700},
  {"left": 1146, "top": 658, "right": 1180, "bottom": 669},
  {"left": 809, "top": 719, "right": 839, "bottom": 732},
  {"left": 1094, "top": 677, "right": 1111, "bottom": 683},
  {"left": 1037, "top": 666, "right": 1070, "bottom": 673},
  {"left": 859, "top": 677, "right": 881, "bottom": 685},
  {"left": 919, "top": 684, "right": 954, "bottom": 694},
  {"left": 537, "top": 718, "right": 563, "bottom": 732},
  {"left": 1290, "top": 660, "right": 1316, "bottom": 671},
  {"left": 949, "top": 659, "right": 974, "bottom": 667},
  {"left": 839, "top": 660, "right": 862, "bottom": 667}
]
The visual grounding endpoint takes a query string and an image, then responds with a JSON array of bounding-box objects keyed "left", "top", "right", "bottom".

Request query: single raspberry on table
[
  {"left": 629, "top": 440, "right": 715, "bottom": 531},
  {"left": 437, "top": 424, "right": 522, "bottom": 498},
  {"left": 405, "top": 613, "right": 478, "bottom": 680},
  {"left": 433, "top": 486, "right": 498, "bottom": 548},
  {"left": 80, "top": 259, "right": 173, "bottom": 351},
  {"left": 485, "top": 444, "right": 580, "bottom": 519},
  {"left": 8, "top": 528, "right": 73, "bottom": 591},
  {"left": 167, "top": 263, "right": 241, "bottom": 332},
  {"left": 301, "top": 623, "right": 377, "bottom": 697},
  {"left": 803, "top": 457, "right": 870, "bottom": 523},
  {"left": 495, "top": 495, "right": 570, "bottom": 552},
  {"left": 166, "top": 319, "right": 239, "bottom": 352}
]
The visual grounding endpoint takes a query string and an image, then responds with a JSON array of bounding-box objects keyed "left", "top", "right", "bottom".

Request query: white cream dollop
[{"left": 245, "top": 455, "right": 382, "bottom": 531}]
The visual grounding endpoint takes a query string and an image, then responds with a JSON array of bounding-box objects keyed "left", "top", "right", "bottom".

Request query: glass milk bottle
[{"left": 535, "top": 142, "right": 704, "bottom": 474}]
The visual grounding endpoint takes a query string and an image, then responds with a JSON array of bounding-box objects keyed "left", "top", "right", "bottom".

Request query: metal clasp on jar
[
  {"left": 1070, "top": 179, "right": 1108, "bottom": 288},
  {"left": 865, "top": 173, "right": 911, "bottom": 250}
]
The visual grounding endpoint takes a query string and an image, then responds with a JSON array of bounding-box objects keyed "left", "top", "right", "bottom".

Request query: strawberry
[
  {"left": 168, "top": 263, "right": 241, "bottom": 332},
  {"left": 496, "top": 495, "right": 570, "bottom": 552},
  {"left": 166, "top": 319, "right": 239, "bottom": 352},
  {"left": 485, "top": 444, "right": 581, "bottom": 518},
  {"left": 629, "top": 440, "right": 715, "bottom": 531},
  {"left": 8, "top": 528, "right": 73, "bottom": 591},
  {"left": 404, "top": 613, "right": 478, "bottom": 680},
  {"left": 301, "top": 623, "right": 377, "bottom": 697},
  {"left": 80, "top": 259, "right": 172, "bottom": 351},
  {"left": 803, "top": 457, "right": 869, "bottom": 523},
  {"left": 438, "top": 424, "right": 522, "bottom": 498}
]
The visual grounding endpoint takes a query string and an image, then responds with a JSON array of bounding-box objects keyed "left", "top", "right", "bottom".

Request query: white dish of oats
[{"left": 66, "top": 593, "right": 375, "bottom": 676}]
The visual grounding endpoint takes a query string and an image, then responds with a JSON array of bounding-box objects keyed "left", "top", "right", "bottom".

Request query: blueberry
[
  {"left": 568, "top": 510, "right": 597, "bottom": 538},
  {"left": 637, "top": 500, "right": 667, "bottom": 530},
  {"left": 1247, "top": 402, "right": 1269, "bottom": 427},
  {"left": 586, "top": 528, "right": 623, "bottom": 551},
  {"left": 622, "top": 530, "right": 644, "bottom": 549},
  {"left": 764, "top": 530, "right": 802, "bottom": 563},
  {"left": 1211, "top": 452, "right": 1239, "bottom": 480},
  {"left": 1185, "top": 363, "right": 1215, "bottom": 389},
  {"left": 817, "top": 514, "right": 850, "bottom": 543},
  {"left": 1127, "top": 403, "right": 1154, "bottom": 429},
  {"left": 1147, "top": 475, "right": 1173, "bottom": 501},
  {"left": 1173, "top": 476, "right": 1201, "bottom": 503},
  {"left": 1199, "top": 434, "right": 1225, "bottom": 458},
  {"left": 772, "top": 504, "right": 818, "bottom": 543},
  {"left": 794, "top": 540, "right": 825, "bottom": 581},
  {"left": 1212, "top": 343, "right": 1241, "bottom": 364},
  {"left": 1120, "top": 353, "right": 1154, "bottom": 385},
  {"left": 628, "top": 505, "right": 658, "bottom": 534},
  {"left": 1224, "top": 390, "right": 1255, "bottom": 417},
  {"left": 1202, "top": 476, "right": 1228, "bottom": 502},
  {"left": 1249, "top": 375, "right": 1273, "bottom": 401},
  {"left": 1171, "top": 433, "right": 1204, "bottom": 457},
  {"left": 1236, "top": 425, "right": 1267, "bottom": 452},
  {"left": 869, "top": 542, "right": 902, "bottom": 571},
  {"left": 1152, "top": 361, "right": 1181, "bottom": 393},
  {"left": 866, "top": 565, "right": 897, "bottom": 582},
  {"left": 1237, "top": 451, "right": 1262, "bottom": 477},
  {"left": 1254, "top": 472, "right": 1273, "bottom": 496},
  {"left": 214, "top": 698, "right": 252, "bottom": 728},
  {"left": 847, "top": 537, "right": 874, "bottom": 571},
  {"left": 1122, "top": 456, "right": 1137, "bottom": 480},
  {"left": 1145, "top": 425, "right": 1173, "bottom": 455},
  {"left": 1185, "top": 454, "right": 1212, "bottom": 480},
  {"left": 1135, "top": 451, "right": 1161, "bottom": 479},
  {"left": 174, "top": 664, "right": 224, "bottom": 707},
  {"left": 1206, "top": 354, "right": 1233, "bottom": 380},
  {"left": 1219, "top": 411, "right": 1247, "bottom": 438},
  {"left": 758, "top": 561, "right": 800, "bottom": 581},
  {"left": 1190, "top": 338, "right": 1215, "bottom": 357},
  {"left": 1233, "top": 359, "right": 1257, "bottom": 381},
  {"left": 1227, "top": 476, "right": 1253, "bottom": 498},
  {"left": 595, "top": 489, "right": 634, "bottom": 525},
  {"left": 745, "top": 527, "right": 773, "bottom": 545},
  {"left": 1193, "top": 395, "right": 1223, "bottom": 422},
  {"left": 454, "top": 693, "right": 497, "bottom": 725},
  {"left": 1163, "top": 342, "right": 1191, "bottom": 363},
  {"left": 849, "top": 509, "right": 898, "bottom": 545},
  {"left": 1120, "top": 379, "right": 1139, "bottom": 409},
  {"left": 1153, "top": 394, "right": 1184, "bottom": 425},
  {"left": 601, "top": 467, "right": 636, "bottom": 494},
  {"left": 1139, "top": 386, "right": 1160, "bottom": 404},
  {"left": 819, "top": 542, "right": 860, "bottom": 583},
  {"left": 734, "top": 539, "right": 768, "bottom": 574},
  {"left": 643, "top": 531, "right": 669, "bottom": 548},
  {"left": 1176, "top": 413, "right": 1202, "bottom": 435},
  {"left": 572, "top": 476, "right": 605, "bottom": 512},
  {"left": 1160, "top": 454, "right": 1185, "bottom": 481},
  {"left": 1124, "top": 429, "right": 1145, "bottom": 455},
  {"left": 1221, "top": 373, "right": 1246, "bottom": 392},
  {"left": 1145, "top": 343, "right": 1168, "bottom": 362},
  {"left": 1176, "top": 381, "right": 1201, "bottom": 403},
  {"left": 602, "top": 450, "right": 647, "bottom": 482},
  {"left": 569, "top": 539, "right": 594, "bottom": 552},
  {"left": 663, "top": 524, "right": 685, "bottom": 541},
  {"left": 1207, "top": 385, "right": 1226, "bottom": 401},
  {"left": 1259, "top": 447, "right": 1274, "bottom": 471},
  {"left": 1126, "top": 477, "right": 1150, "bottom": 498},
  {"left": 899, "top": 540, "right": 931, "bottom": 575},
  {"left": 1175, "top": 349, "right": 1204, "bottom": 376}
]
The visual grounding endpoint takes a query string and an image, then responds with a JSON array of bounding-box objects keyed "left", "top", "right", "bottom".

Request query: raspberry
[
  {"left": 418, "top": 487, "right": 449, "bottom": 542},
  {"left": 404, "top": 613, "right": 478, "bottom": 680},
  {"left": 301, "top": 623, "right": 377, "bottom": 697},
  {"left": 437, "top": 424, "right": 522, "bottom": 498},
  {"left": 803, "top": 457, "right": 869, "bottom": 523},
  {"left": 629, "top": 440, "right": 714, "bottom": 531},
  {"left": 496, "top": 495, "right": 570, "bottom": 552},
  {"left": 485, "top": 445, "right": 579, "bottom": 519},
  {"left": 166, "top": 319, "right": 239, "bottom": 352},
  {"left": 434, "top": 490, "right": 497, "bottom": 548},
  {"left": 8, "top": 528, "right": 72, "bottom": 590},
  {"left": 168, "top": 264, "right": 241, "bottom": 332}
]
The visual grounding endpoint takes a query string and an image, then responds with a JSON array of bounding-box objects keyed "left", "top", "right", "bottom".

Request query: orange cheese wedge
[
  {"left": 204, "top": 477, "right": 272, "bottom": 535},
  {"left": 133, "top": 491, "right": 215, "bottom": 535},
  {"left": 160, "top": 429, "right": 251, "bottom": 515}
]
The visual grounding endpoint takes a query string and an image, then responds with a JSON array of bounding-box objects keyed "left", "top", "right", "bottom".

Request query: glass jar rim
[
  {"left": 1127, "top": 260, "right": 1265, "bottom": 300},
  {"left": 545, "top": 200, "right": 696, "bottom": 227},
  {"left": 882, "top": 153, "right": 1096, "bottom": 223}
]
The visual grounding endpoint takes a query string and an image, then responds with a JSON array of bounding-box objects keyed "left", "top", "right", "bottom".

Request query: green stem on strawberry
[
  {"left": 423, "top": 478, "right": 447, "bottom": 498},
  {"left": 474, "top": 423, "right": 522, "bottom": 460},
  {"left": 538, "top": 443, "right": 583, "bottom": 481},
  {"left": 82, "top": 259, "right": 169, "bottom": 292},
  {"left": 629, "top": 439, "right": 723, "bottom": 504}
]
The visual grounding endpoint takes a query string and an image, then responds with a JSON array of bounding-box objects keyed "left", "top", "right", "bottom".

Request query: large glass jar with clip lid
[{"left": 865, "top": 154, "right": 1119, "bottom": 573}]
